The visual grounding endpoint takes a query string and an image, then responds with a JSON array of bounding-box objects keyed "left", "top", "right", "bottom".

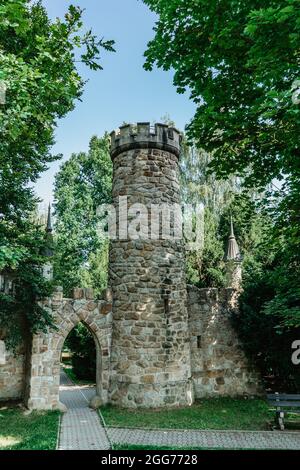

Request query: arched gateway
[{"left": 26, "top": 288, "right": 112, "bottom": 410}]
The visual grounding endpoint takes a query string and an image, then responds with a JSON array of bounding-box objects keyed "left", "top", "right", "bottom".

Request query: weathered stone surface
[
  {"left": 0, "top": 338, "right": 25, "bottom": 401},
  {"left": 89, "top": 395, "right": 103, "bottom": 410},
  {"left": 56, "top": 401, "right": 68, "bottom": 413},
  {"left": 188, "top": 285, "right": 263, "bottom": 398}
]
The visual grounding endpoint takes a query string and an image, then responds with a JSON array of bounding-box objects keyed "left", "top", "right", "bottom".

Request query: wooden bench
[{"left": 267, "top": 393, "right": 300, "bottom": 430}]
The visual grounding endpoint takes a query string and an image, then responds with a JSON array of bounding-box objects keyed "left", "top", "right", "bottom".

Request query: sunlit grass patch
[
  {"left": 0, "top": 408, "right": 60, "bottom": 450},
  {"left": 0, "top": 436, "right": 21, "bottom": 448}
]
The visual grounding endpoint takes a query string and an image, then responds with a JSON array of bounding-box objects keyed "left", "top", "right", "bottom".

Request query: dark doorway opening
[{"left": 61, "top": 322, "right": 96, "bottom": 385}]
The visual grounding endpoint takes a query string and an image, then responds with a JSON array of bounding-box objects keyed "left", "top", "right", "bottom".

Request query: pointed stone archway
[{"left": 26, "top": 287, "right": 112, "bottom": 410}]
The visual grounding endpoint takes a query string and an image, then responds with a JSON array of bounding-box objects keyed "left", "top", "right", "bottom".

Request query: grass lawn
[
  {"left": 113, "top": 444, "right": 258, "bottom": 451},
  {"left": 0, "top": 407, "right": 60, "bottom": 450},
  {"left": 101, "top": 398, "right": 274, "bottom": 431},
  {"left": 113, "top": 444, "right": 212, "bottom": 450}
]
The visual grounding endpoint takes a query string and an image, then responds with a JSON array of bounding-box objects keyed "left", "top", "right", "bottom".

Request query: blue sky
[{"left": 35, "top": 0, "right": 195, "bottom": 204}]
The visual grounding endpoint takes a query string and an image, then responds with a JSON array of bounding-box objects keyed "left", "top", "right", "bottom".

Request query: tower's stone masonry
[{"left": 108, "top": 123, "right": 193, "bottom": 407}]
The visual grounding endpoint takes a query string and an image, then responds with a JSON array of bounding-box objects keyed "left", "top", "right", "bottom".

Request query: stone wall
[
  {"left": 0, "top": 338, "right": 25, "bottom": 401},
  {"left": 188, "top": 285, "right": 262, "bottom": 397},
  {"left": 0, "top": 285, "right": 263, "bottom": 407}
]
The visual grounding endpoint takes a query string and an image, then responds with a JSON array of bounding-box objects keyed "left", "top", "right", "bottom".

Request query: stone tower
[{"left": 108, "top": 123, "right": 193, "bottom": 408}]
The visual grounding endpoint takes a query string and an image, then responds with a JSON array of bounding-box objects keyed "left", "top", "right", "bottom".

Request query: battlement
[{"left": 110, "top": 122, "right": 182, "bottom": 159}]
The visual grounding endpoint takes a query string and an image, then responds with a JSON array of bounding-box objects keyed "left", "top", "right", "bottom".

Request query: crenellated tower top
[{"left": 110, "top": 122, "right": 182, "bottom": 159}]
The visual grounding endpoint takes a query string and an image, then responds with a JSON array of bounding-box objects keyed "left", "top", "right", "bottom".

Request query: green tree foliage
[
  {"left": 180, "top": 143, "right": 241, "bottom": 287},
  {"left": 185, "top": 207, "right": 225, "bottom": 288},
  {"left": 160, "top": 114, "right": 239, "bottom": 288},
  {"left": 143, "top": 0, "right": 300, "bottom": 387},
  {"left": 185, "top": 190, "right": 267, "bottom": 289},
  {"left": 54, "top": 135, "right": 113, "bottom": 296},
  {"left": 54, "top": 134, "right": 112, "bottom": 374},
  {"left": 0, "top": 0, "right": 114, "bottom": 346},
  {"left": 143, "top": 0, "right": 299, "bottom": 188},
  {"left": 0, "top": 213, "right": 54, "bottom": 349},
  {"left": 232, "top": 221, "right": 300, "bottom": 390}
]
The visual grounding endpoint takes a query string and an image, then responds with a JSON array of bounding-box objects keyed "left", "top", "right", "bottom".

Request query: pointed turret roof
[
  {"left": 44, "top": 203, "right": 54, "bottom": 258},
  {"left": 46, "top": 203, "right": 52, "bottom": 233},
  {"left": 225, "top": 217, "right": 241, "bottom": 261}
]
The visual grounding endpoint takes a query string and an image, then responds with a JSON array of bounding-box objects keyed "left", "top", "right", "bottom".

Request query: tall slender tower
[{"left": 108, "top": 123, "right": 192, "bottom": 408}]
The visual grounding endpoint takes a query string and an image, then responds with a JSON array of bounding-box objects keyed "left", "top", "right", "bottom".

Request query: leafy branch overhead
[{"left": 143, "top": 0, "right": 299, "bottom": 188}]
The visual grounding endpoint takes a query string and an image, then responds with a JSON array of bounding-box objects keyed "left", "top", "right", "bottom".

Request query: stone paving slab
[
  {"left": 59, "top": 408, "right": 110, "bottom": 450},
  {"left": 107, "top": 427, "right": 300, "bottom": 450},
  {"left": 58, "top": 370, "right": 110, "bottom": 450}
]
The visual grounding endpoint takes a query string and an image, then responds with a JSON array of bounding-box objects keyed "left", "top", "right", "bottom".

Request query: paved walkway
[
  {"left": 57, "top": 370, "right": 110, "bottom": 450},
  {"left": 107, "top": 427, "right": 300, "bottom": 450}
]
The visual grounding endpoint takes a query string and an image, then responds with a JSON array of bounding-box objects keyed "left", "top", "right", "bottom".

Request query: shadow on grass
[{"left": 0, "top": 407, "right": 60, "bottom": 450}]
